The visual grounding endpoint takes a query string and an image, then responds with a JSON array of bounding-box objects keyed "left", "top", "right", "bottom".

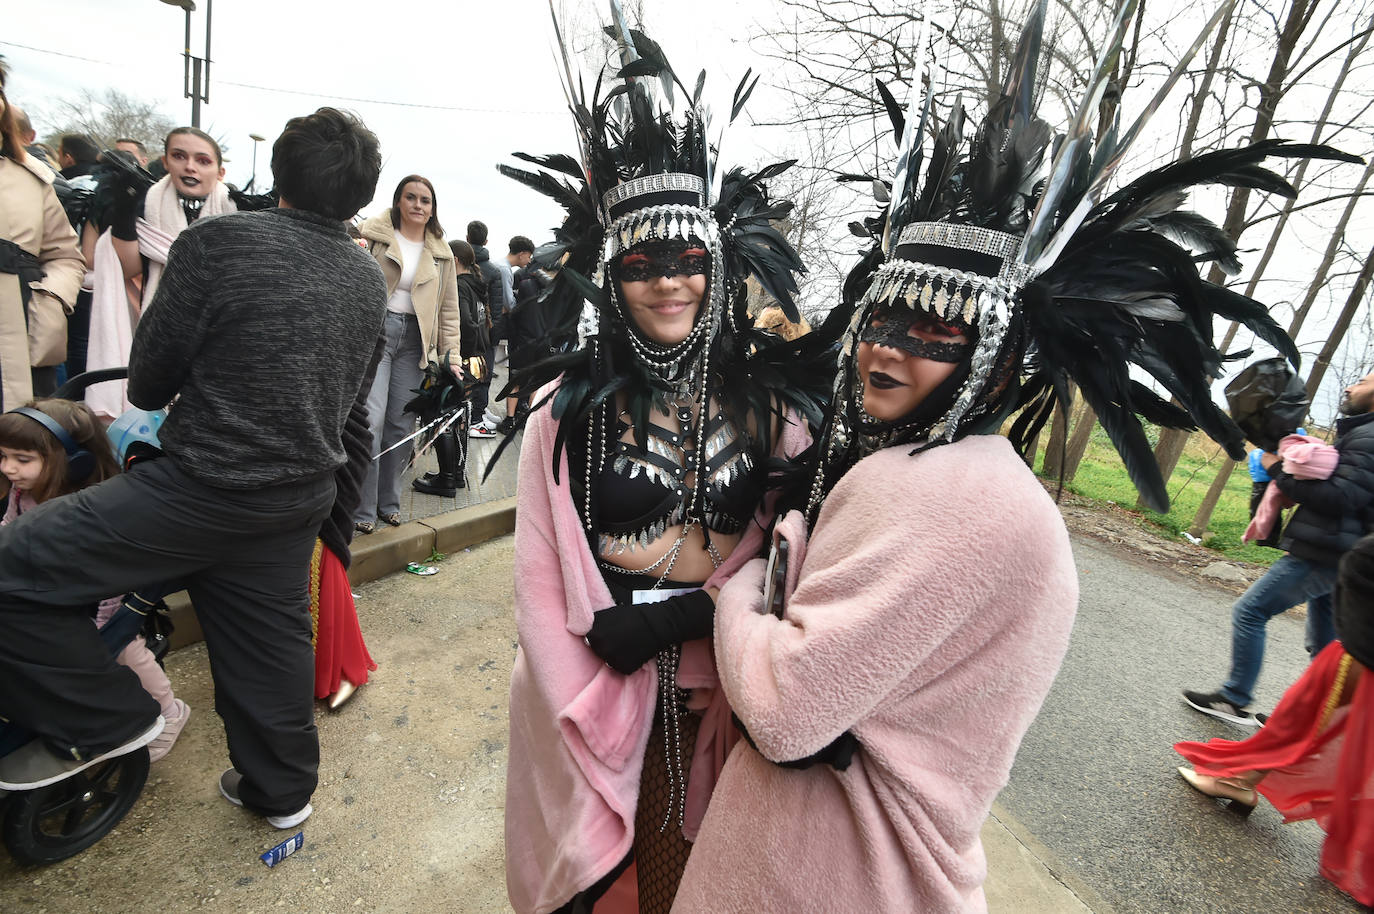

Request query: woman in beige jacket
[
  {"left": 354, "top": 174, "right": 461, "bottom": 532},
  {"left": 0, "top": 64, "right": 83, "bottom": 410}
]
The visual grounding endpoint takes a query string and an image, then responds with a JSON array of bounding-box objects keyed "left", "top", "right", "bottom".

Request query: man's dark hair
[
  {"left": 272, "top": 107, "right": 381, "bottom": 221},
  {"left": 115, "top": 137, "right": 148, "bottom": 156},
  {"left": 509, "top": 235, "right": 535, "bottom": 255},
  {"left": 59, "top": 133, "right": 100, "bottom": 164},
  {"left": 467, "top": 220, "right": 488, "bottom": 246}
]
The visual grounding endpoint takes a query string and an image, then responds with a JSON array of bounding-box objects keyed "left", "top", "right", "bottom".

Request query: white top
[{"left": 387, "top": 233, "right": 425, "bottom": 314}]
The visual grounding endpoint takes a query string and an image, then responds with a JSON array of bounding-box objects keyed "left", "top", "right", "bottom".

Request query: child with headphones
[{"left": 0, "top": 399, "right": 191, "bottom": 761}]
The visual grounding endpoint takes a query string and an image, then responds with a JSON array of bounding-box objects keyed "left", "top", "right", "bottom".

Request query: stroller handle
[{"left": 53, "top": 367, "right": 129, "bottom": 400}]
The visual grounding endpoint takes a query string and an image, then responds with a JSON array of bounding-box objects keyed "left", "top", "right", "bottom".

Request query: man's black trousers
[{"left": 0, "top": 457, "right": 333, "bottom": 816}]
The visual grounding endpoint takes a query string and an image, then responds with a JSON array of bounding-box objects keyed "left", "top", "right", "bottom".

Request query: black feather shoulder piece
[{"left": 802, "top": 0, "right": 1361, "bottom": 521}]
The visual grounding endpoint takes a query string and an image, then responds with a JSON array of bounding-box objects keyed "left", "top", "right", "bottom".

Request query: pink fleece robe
[
  {"left": 504, "top": 390, "right": 810, "bottom": 914},
  {"left": 672, "top": 435, "right": 1078, "bottom": 913}
]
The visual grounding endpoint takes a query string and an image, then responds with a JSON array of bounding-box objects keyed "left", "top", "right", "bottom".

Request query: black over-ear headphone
[{"left": 9, "top": 407, "right": 96, "bottom": 483}]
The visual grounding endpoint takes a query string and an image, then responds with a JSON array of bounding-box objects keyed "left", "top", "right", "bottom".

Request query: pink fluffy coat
[
  {"left": 504, "top": 393, "right": 809, "bottom": 914},
  {"left": 672, "top": 436, "right": 1078, "bottom": 913}
]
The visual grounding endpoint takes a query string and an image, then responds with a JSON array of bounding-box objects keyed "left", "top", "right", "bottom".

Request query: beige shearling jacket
[
  {"left": 0, "top": 154, "right": 83, "bottom": 409},
  {"left": 358, "top": 212, "right": 460, "bottom": 367}
]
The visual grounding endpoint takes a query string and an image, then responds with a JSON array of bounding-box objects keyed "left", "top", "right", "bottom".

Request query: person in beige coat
[
  {"left": 0, "top": 64, "right": 83, "bottom": 410},
  {"left": 353, "top": 174, "right": 461, "bottom": 533}
]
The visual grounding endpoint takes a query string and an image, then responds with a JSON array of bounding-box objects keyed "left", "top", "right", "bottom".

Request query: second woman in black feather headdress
[
  {"left": 499, "top": 15, "right": 835, "bottom": 914},
  {"left": 673, "top": 2, "right": 1360, "bottom": 910}
]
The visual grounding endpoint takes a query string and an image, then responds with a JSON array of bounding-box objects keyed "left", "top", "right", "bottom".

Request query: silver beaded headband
[
  {"left": 602, "top": 203, "right": 721, "bottom": 262},
  {"left": 895, "top": 222, "right": 1024, "bottom": 282},
  {"left": 852, "top": 222, "right": 1036, "bottom": 443},
  {"left": 601, "top": 173, "right": 706, "bottom": 216},
  {"left": 596, "top": 202, "right": 728, "bottom": 381}
]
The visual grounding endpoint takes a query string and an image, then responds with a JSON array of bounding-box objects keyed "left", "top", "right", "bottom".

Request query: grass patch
[{"left": 1035, "top": 424, "right": 1278, "bottom": 567}]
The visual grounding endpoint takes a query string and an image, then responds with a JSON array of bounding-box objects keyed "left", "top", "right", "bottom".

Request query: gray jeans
[{"left": 356, "top": 311, "right": 425, "bottom": 522}]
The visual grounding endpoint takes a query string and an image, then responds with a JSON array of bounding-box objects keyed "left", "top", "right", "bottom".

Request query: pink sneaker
[{"left": 148, "top": 699, "right": 190, "bottom": 762}]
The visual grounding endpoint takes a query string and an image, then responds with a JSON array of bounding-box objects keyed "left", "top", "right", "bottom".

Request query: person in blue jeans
[{"left": 1186, "top": 372, "right": 1374, "bottom": 725}]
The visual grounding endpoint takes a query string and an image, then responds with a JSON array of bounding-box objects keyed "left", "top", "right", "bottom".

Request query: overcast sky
[
  {"left": 8, "top": 1, "right": 1370, "bottom": 421},
  {"left": 5, "top": 0, "right": 784, "bottom": 253}
]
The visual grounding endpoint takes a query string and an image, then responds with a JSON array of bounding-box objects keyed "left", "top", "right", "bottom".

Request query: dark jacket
[
  {"left": 1273, "top": 410, "right": 1374, "bottom": 566},
  {"left": 473, "top": 244, "right": 504, "bottom": 313},
  {"left": 456, "top": 271, "right": 490, "bottom": 358}
]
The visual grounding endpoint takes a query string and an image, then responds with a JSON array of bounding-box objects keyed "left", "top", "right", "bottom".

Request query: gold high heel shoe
[
  {"left": 1177, "top": 766, "right": 1258, "bottom": 816},
  {"left": 328, "top": 678, "right": 358, "bottom": 711}
]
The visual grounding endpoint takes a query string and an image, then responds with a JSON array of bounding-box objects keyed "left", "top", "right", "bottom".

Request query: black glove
[
  {"left": 585, "top": 589, "right": 715, "bottom": 675},
  {"left": 732, "top": 712, "right": 860, "bottom": 771}
]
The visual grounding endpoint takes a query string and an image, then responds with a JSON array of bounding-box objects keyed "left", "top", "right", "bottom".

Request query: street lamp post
[
  {"left": 159, "top": 0, "right": 212, "bottom": 128},
  {"left": 248, "top": 133, "right": 266, "bottom": 191}
]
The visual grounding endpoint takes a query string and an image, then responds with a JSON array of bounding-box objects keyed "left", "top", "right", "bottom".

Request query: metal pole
[
  {"left": 182, "top": 7, "right": 191, "bottom": 101},
  {"left": 191, "top": 57, "right": 202, "bottom": 127},
  {"left": 203, "top": 0, "right": 212, "bottom": 105}
]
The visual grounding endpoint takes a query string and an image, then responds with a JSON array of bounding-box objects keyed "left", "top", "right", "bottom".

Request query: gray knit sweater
[{"left": 128, "top": 207, "right": 386, "bottom": 488}]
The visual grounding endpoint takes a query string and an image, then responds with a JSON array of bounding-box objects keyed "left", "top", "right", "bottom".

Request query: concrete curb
[{"left": 164, "top": 496, "right": 518, "bottom": 650}]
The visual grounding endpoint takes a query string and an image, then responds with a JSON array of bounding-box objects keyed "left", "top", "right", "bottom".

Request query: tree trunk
[
  {"left": 1064, "top": 404, "right": 1096, "bottom": 480},
  {"left": 1305, "top": 243, "right": 1374, "bottom": 402},
  {"left": 1288, "top": 158, "right": 1374, "bottom": 340},
  {"left": 1141, "top": 7, "right": 1238, "bottom": 502},
  {"left": 1189, "top": 458, "right": 1237, "bottom": 538},
  {"left": 1040, "top": 400, "right": 1069, "bottom": 478},
  {"left": 1184, "top": 0, "right": 1319, "bottom": 536}
]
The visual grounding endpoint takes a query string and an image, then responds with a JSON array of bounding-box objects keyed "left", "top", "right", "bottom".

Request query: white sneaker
[
  {"left": 148, "top": 699, "right": 190, "bottom": 762},
  {"left": 469, "top": 420, "right": 498, "bottom": 439},
  {"left": 219, "top": 768, "right": 313, "bottom": 829},
  {"left": 0, "top": 716, "right": 165, "bottom": 790}
]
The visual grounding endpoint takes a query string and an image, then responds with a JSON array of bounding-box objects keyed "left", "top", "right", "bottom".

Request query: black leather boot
[{"left": 412, "top": 426, "right": 462, "bottom": 497}]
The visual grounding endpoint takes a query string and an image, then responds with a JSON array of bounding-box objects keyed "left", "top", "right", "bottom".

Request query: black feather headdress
[
  {"left": 489, "top": 8, "right": 834, "bottom": 546},
  {"left": 807, "top": 0, "right": 1361, "bottom": 519}
]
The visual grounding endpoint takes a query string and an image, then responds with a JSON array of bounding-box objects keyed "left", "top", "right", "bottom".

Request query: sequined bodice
[{"left": 573, "top": 403, "right": 760, "bottom": 557}]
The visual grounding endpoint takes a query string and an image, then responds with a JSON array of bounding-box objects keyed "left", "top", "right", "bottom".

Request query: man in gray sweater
[{"left": 0, "top": 108, "right": 386, "bottom": 830}]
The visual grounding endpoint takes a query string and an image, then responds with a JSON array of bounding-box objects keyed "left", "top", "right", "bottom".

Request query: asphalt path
[{"left": 998, "top": 536, "right": 1363, "bottom": 913}]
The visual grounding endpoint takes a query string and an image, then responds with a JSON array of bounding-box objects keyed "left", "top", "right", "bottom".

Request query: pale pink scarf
[
  {"left": 138, "top": 175, "right": 233, "bottom": 311},
  {"left": 84, "top": 177, "right": 232, "bottom": 418}
]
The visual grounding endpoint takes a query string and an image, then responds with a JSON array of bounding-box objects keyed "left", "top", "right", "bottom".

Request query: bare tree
[
  {"left": 42, "top": 89, "right": 180, "bottom": 156},
  {"left": 1148, "top": 14, "right": 1374, "bottom": 499}
]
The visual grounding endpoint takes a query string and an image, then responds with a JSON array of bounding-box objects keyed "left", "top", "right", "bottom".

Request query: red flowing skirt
[
  {"left": 1175, "top": 641, "right": 1374, "bottom": 906},
  {"left": 310, "top": 541, "right": 377, "bottom": 700}
]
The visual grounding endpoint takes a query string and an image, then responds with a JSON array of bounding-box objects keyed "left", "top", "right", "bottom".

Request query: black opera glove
[
  {"left": 585, "top": 589, "right": 716, "bottom": 675},
  {"left": 732, "top": 712, "right": 860, "bottom": 771}
]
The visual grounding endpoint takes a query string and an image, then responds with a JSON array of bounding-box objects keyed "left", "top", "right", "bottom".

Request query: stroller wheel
[{"left": 2, "top": 747, "right": 150, "bottom": 865}]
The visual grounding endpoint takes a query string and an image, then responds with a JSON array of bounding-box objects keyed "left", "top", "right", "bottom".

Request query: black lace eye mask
[
  {"left": 615, "top": 241, "right": 709, "bottom": 283},
  {"left": 858, "top": 305, "right": 972, "bottom": 363}
]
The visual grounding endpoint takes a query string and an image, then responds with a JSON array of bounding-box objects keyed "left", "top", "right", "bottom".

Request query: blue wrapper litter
[{"left": 261, "top": 832, "right": 304, "bottom": 867}]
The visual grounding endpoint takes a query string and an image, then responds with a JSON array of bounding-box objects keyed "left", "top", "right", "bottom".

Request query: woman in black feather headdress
[
  {"left": 499, "top": 15, "right": 833, "bottom": 914},
  {"left": 672, "top": 3, "right": 1359, "bottom": 911}
]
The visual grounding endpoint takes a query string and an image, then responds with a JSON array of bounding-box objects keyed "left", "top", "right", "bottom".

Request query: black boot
[{"left": 413, "top": 426, "right": 462, "bottom": 497}]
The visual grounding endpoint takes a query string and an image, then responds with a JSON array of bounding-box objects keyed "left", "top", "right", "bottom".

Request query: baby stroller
[{"left": 0, "top": 368, "right": 170, "bottom": 865}]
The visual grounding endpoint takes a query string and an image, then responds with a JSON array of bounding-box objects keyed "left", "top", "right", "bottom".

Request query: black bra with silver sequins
[{"left": 573, "top": 407, "right": 761, "bottom": 556}]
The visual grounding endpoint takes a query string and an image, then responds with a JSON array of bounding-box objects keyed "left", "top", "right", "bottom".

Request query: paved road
[
  {"left": 998, "top": 537, "right": 1362, "bottom": 914},
  {"left": 0, "top": 534, "right": 1360, "bottom": 912}
]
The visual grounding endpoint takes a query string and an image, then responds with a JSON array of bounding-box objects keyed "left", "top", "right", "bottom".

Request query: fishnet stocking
[{"left": 633, "top": 703, "right": 701, "bottom": 914}]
